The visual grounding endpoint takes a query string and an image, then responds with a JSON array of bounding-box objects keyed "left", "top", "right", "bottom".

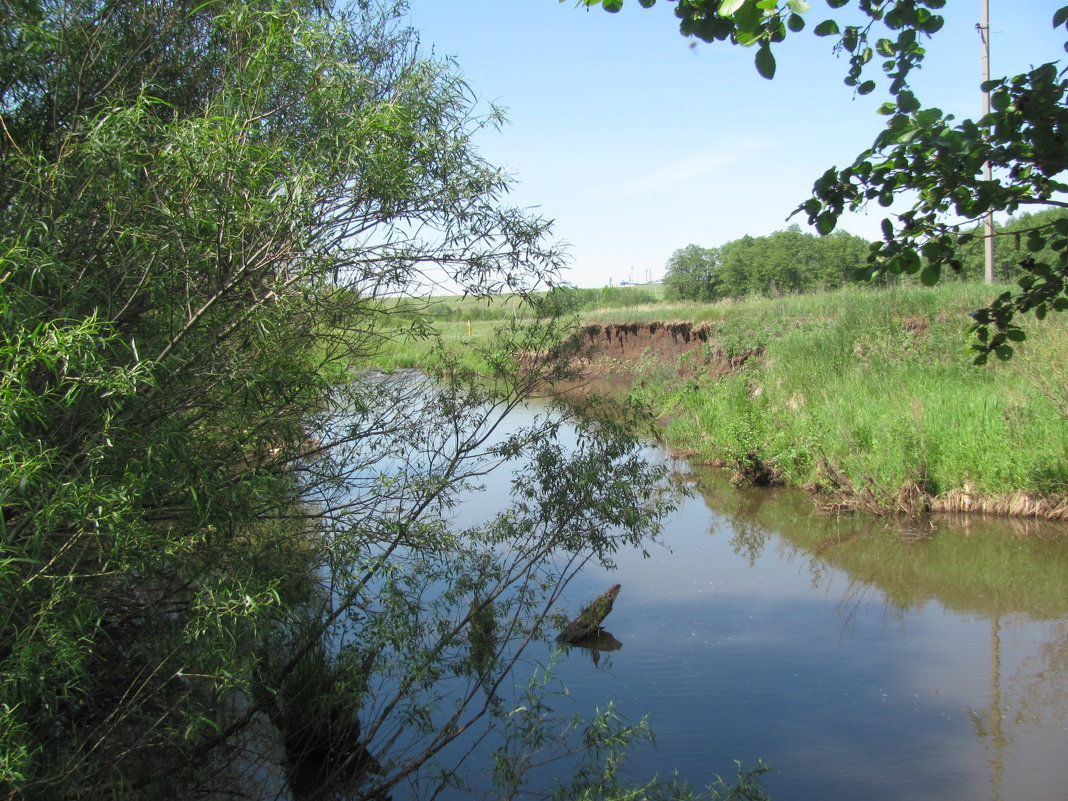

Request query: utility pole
[{"left": 979, "top": 0, "right": 995, "bottom": 283}]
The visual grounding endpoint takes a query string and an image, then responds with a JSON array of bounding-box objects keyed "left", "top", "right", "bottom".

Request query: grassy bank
[
  {"left": 624, "top": 284, "right": 1068, "bottom": 518},
  {"left": 362, "top": 283, "right": 667, "bottom": 370}
]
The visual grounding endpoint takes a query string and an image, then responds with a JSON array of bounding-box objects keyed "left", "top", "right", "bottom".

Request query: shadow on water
[{"left": 561, "top": 630, "right": 623, "bottom": 670}]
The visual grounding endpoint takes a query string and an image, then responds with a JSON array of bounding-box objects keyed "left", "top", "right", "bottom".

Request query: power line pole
[{"left": 979, "top": 0, "right": 995, "bottom": 283}]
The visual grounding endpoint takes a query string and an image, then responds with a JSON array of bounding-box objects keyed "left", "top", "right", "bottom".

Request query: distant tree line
[
  {"left": 663, "top": 209, "right": 1068, "bottom": 304},
  {"left": 663, "top": 225, "right": 872, "bottom": 302}
]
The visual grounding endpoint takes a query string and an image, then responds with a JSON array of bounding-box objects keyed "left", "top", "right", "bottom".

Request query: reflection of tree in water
[
  {"left": 564, "top": 631, "right": 623, "bottom": 671},
  {"left": 830, "top": 576, "right": 910, "bottom": 636},
  {"left": 969, "top": 618, "right": 1068, "bottom": 801},
  {"left": 729, "top": 518, "right": 771, "bottom": 567}
]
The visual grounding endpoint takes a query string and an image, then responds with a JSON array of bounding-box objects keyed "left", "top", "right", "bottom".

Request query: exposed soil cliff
[{"left": 570, "top": 322, "right": 759, "bottom": 377}]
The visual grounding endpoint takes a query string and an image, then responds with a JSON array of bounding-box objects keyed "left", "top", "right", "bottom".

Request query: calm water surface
[
  {"left": 542, "top": 469, "right": 1068, "bottom": 801},
  {"left": 405, "top": 394, "right": 1068, "bottom": 801},
  {"left": 438, "top": 396, "right": 1068, "bottom": 801}
]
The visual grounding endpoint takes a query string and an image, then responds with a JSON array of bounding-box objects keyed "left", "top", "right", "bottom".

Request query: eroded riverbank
[{"left": 559, "top": 298, "right": 1068, "bottom": 520}]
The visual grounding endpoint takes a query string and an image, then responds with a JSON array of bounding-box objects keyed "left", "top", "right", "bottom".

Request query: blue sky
[{"left": 402, "top": 1, "right": 1064, "bottom": 288}]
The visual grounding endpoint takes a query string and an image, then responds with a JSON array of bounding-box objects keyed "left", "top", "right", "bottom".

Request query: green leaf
[
  {"left": 827, "top": 0, "right": 848, "bottom": 7},
  {"left": 813, "top": 19, "right": 839, "bottom": 36},
  {"left": 602, "top": 0, "right": 623, "bottom": 11},
  {"left": 921, "top": 15, "right": 944, "bottom": 34},
  {"left": 1054, "top": 6, "right": 1068, "bottom": 28},
  {"left": 719, "top": 0, "right": 747, "bottom": 15},
  {"left": 1006, "top": 329, "right": 1026, "bottom": 342},
  {"left": 787, "top": 13, "right": 805, "bottom": 32},
  {"left": 920, "top": 264, "right": 940, "bottom": 286},
  {"left": 858, "top": 80, "right": 876, "bottom": 95},
  {"left": 995, "top": 344, "right": 1014, "bottom": 361},
  {"left": 897, "top": 91, "right": 920, "bottom": 113},
  {"left": 786, "top": 0, "right": 810, "bottom": 12},
  {"left": 755, "top": 45, "right": 776, "bottom": 79}
]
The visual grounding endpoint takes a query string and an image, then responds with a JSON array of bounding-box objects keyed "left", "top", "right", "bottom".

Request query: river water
[{"left": 443, "top": 399, "right": 1068, "bottom": 801}]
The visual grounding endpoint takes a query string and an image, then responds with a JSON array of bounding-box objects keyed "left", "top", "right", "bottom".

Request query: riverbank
[
  {"left": 573, "top": 285, "right": 1068, "bottom": 519},
  {"left": 369, "top": 283, "right": 1068, "bottom": 519}
]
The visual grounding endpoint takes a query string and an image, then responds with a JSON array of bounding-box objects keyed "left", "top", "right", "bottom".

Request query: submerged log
[{"left": 556, "top": 583, "right": 621, "bottom": 644}]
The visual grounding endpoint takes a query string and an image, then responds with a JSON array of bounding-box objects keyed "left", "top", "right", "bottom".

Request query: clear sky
[{"left": 401, "top": 1, "right": 1064, "bottom": 288}]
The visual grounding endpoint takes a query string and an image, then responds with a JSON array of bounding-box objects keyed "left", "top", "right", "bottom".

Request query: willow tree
[{"left": 0, "top": 2, "right": 680, "bottom": 798}]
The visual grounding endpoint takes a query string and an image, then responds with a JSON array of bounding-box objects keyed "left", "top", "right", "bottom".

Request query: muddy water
[{"left": 537, "top": 456, "right": 1068, "bottom": 801}]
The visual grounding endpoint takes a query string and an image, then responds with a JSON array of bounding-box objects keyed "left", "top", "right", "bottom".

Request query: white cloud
[
  {"left": 620, "top": 151, "right": 740, "bottom": 196},
  {"left": 583, "top": 142, "right": 776, "bottom": 200}
]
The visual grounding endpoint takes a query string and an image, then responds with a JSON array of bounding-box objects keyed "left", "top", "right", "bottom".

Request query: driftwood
[{"left": 556, "top": 583, "right": 621, "bottom": 644}]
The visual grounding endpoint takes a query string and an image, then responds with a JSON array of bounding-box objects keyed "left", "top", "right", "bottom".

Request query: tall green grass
[{"left": 630, "top": 284, "right": 1068, "bottom": 513}]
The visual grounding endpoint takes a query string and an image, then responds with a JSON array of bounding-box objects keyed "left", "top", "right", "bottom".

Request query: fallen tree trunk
[{"left": 556, "top": 583, "right": 621, "bottom": 644}]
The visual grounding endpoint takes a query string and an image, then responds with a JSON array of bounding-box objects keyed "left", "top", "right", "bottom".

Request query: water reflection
[
  {"left": 562, "top": 630, "right": 623, "bottom": 669},
  {"left": 547, "top": 458, "right": 1068, "bottom": 801},
  {"left": 688, "top": 466, "right": 1068, "bottom": 620}
]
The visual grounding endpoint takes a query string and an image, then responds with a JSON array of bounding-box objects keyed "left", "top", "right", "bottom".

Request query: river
[{"left": 439, "top": 397, "right": 1068, "bottom": 801}]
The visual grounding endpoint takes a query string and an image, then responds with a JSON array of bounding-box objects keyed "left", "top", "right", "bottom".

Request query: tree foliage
[
  {"left": 665, "top": 226, "right": 870, "bottom": 301},
  {"left": 663, "top": 244, "right": 721, "bottom": 301},
  {"left": 573, "top": 0, "right": 1068, "bottom": 362},
  {"left": 0, "top": 1, "right": 687, "bottom": 798},
  {"left": 954, "top": 208, "right": 1068, "bottom": 284}
]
